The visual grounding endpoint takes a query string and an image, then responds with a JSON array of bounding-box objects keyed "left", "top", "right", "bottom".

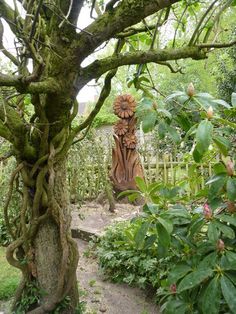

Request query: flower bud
[
  {"left": 227, "top": 201, "right": 236, "bottom": 213},
  {"left": 170, "top": 284, "right": 177, "bottom": 294},
  {"left": 187, "top": 83, "right": 195, "bottom": 97},
  {"left": 203, "top": 203, "right": 212, "bottom": 220},
  {"left": 226, "top": 160, "right": 234, "bottom": 176},
  {"left": 217, "top": 239, "right": 225, "bottom": 252},
  {"left": 207, "top": 106, "right": 214, "bottom": 119},
  {"left": 152, "top": 102, "right": 158, "bottom": 110}
]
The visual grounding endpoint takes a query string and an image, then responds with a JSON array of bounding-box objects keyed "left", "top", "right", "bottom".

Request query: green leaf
[
  {"left": 213, "top": 136, "right": 231, "bottom": 156},
  {"left": 215, "top": 221, "right": 235, "bottom": 239},
  {"left": 232, "top": 92, "right": 236, "bottom": 107},
  {"left": 221, "top": 276, "right": 236, "bottom": 313},
  {"left": 221, "top": 252, "right": 236, "bottom": 270},
  {"left": 199, "top": 252, "right": 217, "bottom": 269},
  {"left": 118, "top": 190, "right": 139, "bottom": 199},
  {"left": 214, "top": 163, "right": 227, "bottom": 174},
  {"left": 168, "top": 264, "right": 192, "bottom": 283},
  {"left": 157, "top": 217, "right": 173, "bottom": 234},
  {"left": 206, "top": 173, "right": 227, "bottom": 185},
  {"left": 208, "top": 175, "right": 227, "bottom": 199},
  {"left": 157, "top": 108, "right": 172, "bottom": 119},
  {"left": 134, "top": 222, "right": 150, "bottom": 248},
  {"left": 166, "top": 125, "right": 181, "bottom": 143},
  {"left": 212, "top": 99, "right": 230, "bottom": 108},
  {"left": 201, "top": 277, "right": 221, "bottom": 314},
  {"left": 135, "top": 176, "right": 147, "bottom": 193},
  {"left": 226, "top": 177, "right": 236, "bottom": 201},
  {"left": 217, "top": 214, "right": 236, "bottom": 227},
  {"left": 196, "top": 120, "right": 213, "bottom": 154},
  {"left": 142, "top": 111, "right": 157, "bottom": 133},
  {"left": 225, "top": 251, "right": 236, "bottom": 269},
  {"left": 158, "top": 120, "right": 167, "bottom": 139},
  {"left": 193, "top": 146, "right": 203, "bottom": 163},
  {"left": 178, "top": 268, "right": 213, "bottom": 292},
  {"left": 207, "top": 222, "right": 219, "bottom": 242},
  {"left": 156, "top": 223, "right": 171, "bottom": 247},
  {"left": 165, "top": 206, "right": 191, "bottom": 219},
  {"left": 166, "top": 91, "right": 186, "bottom": 101},
  {"left": 215, "top": 117, "right": 236, "bottom": 130}
]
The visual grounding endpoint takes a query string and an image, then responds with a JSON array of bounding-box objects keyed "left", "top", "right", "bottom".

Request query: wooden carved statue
[{"left": 110, "top": 94, "right": 144, "bottom": 192}]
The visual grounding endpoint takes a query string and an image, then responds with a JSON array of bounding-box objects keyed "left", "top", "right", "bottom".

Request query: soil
[{"left": 71, "top": 201, "right": 141, "bottom": 238}]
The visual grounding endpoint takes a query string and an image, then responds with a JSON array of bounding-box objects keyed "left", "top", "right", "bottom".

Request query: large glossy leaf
[
  {"left": 215, "top": 221, "right": 235, "bottom": 239},
  {"left": 201, "top": 277, "right": 221, "bottom": 314},
  {"left": 208, "top": 175, "right": 227, "bottom": 199},
  {"left": 226, "top": 177, "right": 236, "bottom": 201},
  {"left": 217, "top": 214, "right": 236, "bottom": 227},
  {"left": 156, "top": 223, "right": 171, "bottom": 247},
  {"left": 142, "top": 111, "right": 157, "bottom": 133},
  {"left": 134, "top": 222, "right": 150, "bottom": 248},
  {"left": 206, "top": 173, "right": 227, "bottom": 185},
  {"left": 207, "top": 222, "right": 219, "bottom": 242},
  {"left": 157, "top": 217, "right": 173, "bottom": 234},
  {"left": 166, "top": 124, "right": 181, "bottom": 143},
  {"left": 196, "top": 120, "right": 213, "bottom": 154},
  {"left": 165, "top": 206, "right": 191, "bottom": 219},
  {"left": 216, "top": 117, "right": 236, "bottom": 130},
  {"left": 199, "top": 252, "right": 217, "bottom": 270},
  {"left": 178, "top": 268, "right": 213, "bottom": 292},
  {"left": 168, "top": 264, "right": 192, "bottom": 283},
  {"left": 213, "top": 163, "right": 227, "bottom": 174},
  {"left": 212, "top": 99, "right": 230, "bottom": 108},
  {"left": 231, "top": 92, "right": 236, "bottom": 107},
  {"left": 135, "top": 176, "right": 147, "bottom": 193},
  {"left": 221, "top": 276, "right": 236, "bottom": 313},
  {"left": 213, "top": 135, "right": 231, "bottom": 156}
]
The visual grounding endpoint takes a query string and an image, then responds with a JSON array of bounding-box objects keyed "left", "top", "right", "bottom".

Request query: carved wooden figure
[{"left": 110, "top": 94, "right": 144, "bottom": 192}]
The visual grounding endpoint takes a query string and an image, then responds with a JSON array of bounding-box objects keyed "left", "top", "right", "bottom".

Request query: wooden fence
[{"left": 68, "top": 131, "right": 217, "bottom": 201}]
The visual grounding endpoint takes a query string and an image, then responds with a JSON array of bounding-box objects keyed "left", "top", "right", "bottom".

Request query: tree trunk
[{"left": 6, "top": 158, "right": 79, "bottom": 313}]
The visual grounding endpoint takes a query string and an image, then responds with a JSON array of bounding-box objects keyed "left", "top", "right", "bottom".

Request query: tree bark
[{"left": 7, "top": 158, "right": 79, "bottom": 313}]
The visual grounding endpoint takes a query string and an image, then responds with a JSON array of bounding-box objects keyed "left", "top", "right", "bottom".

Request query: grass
[{"left": 0, "top": 247, "right": 20, "bottom": 300}]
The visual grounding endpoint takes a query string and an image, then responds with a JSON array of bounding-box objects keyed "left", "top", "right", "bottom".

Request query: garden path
[
  {"left": 74, "top": 201, "right": 159, "bottom": 314},
  {"left": 77, "top": 238, "right": 159, "bottom": 314}
]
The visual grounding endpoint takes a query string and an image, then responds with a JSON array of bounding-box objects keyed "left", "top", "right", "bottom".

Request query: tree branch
[
  {"left": 116, "top": 24, "right": 157, "bottom": 38},
  {"left": 75, "top": 0, "right": 180, "bottom": 62},
  {"left": 0, "top": 0, "right": 24, "bottom": 35},
  {"left": 197, "top": 40, "right": 236, "bottom": 49},
  {"left": 68, "top": 0, "right": 84, "bottom": 25},
  {"left": 0, "top": 19, "right": 19, "bottom": 66},
  {"left": 80, "top": 46, "right": 207, "bottom": 81},
  {"left": 0, "top": 73, "right": 61, "bottom": 94}
]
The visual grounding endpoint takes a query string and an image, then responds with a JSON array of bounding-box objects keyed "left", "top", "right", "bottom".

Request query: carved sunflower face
[
  {"left": 113, "top": 94, "right": 136, "bottom": 118},
  {"left": 123, "top": 132, "right": 137, "bottom": 149},
  {"left": 114, "top": 119, "right": 128, "bottom": 136}
]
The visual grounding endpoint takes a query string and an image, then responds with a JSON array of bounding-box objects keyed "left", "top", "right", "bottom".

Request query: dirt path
[{"left": 77, "top": 239, "right": 159, "bottom": 314}]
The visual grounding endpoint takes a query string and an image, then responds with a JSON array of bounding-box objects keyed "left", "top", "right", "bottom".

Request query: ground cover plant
[{"left": 97, "top": 85, "right": 236, "bottom": 313}]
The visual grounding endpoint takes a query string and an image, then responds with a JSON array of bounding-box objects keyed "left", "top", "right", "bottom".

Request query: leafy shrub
[
  {"left": 97, "top": 220, "right": 160, "bottom": 289},
  {"left": 97, "top": 172, "right": 236, "bottom": 313}
]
